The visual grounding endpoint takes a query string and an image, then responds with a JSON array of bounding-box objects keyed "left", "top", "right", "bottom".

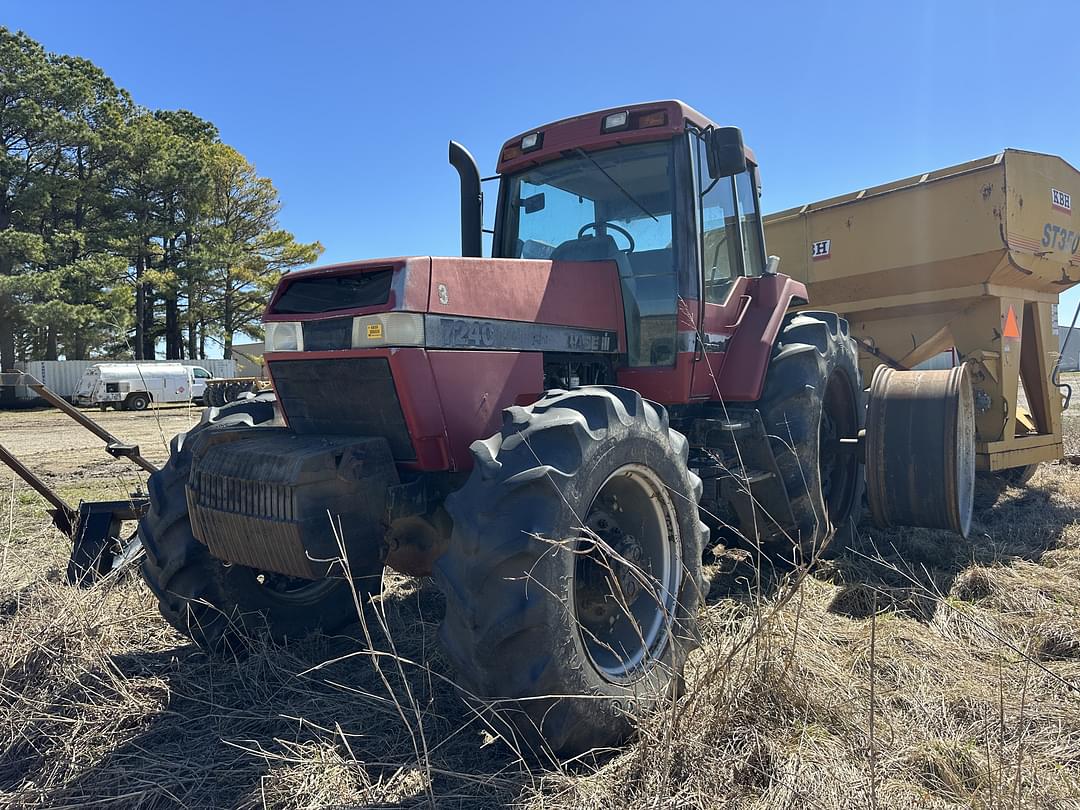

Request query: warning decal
[{"left": 1003, "top": 306, "right": 1021, "bottom": 340}]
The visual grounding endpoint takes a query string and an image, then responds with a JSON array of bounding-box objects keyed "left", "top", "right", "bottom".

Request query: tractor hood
[{"left": 262, "top": 256, "right": 626, "bottom": 354}]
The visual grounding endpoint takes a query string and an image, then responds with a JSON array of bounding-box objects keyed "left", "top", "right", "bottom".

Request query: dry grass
[{"left": 2, "top": 404, "right": 1080, "bottom": 807}]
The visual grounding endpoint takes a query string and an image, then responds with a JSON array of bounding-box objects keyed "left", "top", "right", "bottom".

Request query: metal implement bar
[
  {"left": 0, "top": 372, "right": 158, "bottom": 474},
  {"left": 0, "top": 440, "right": 76, "bottom": 535}
]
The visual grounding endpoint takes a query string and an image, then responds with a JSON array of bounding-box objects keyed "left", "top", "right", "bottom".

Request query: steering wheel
[{"left": 577, "top": 221, "right": 636, "bottom": 253}]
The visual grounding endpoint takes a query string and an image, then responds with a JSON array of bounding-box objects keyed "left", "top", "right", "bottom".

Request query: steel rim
[
  {"left": 249, "top": 570, "right": 343, "bottom": 605},
  {"left": 572, "top": 464, "right": 680, "bottom": 682}
]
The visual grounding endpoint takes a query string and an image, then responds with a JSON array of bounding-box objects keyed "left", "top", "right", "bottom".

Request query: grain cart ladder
[
  {"left": 0, "top": 371, "right": 153, "bottom": 584},
  {"left": 764, "top": 149, "right": 1080, "bottom": 477}
]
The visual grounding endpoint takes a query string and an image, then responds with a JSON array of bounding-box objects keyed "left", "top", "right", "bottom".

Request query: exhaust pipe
[{"left": 449, "top": 141, "right": 483, "bottom": 258}]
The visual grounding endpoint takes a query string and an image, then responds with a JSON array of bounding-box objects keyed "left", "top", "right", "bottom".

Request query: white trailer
[
  {"left": 9, "top": 359, "right": 237, "bottom": 402},
  {"left": 73, "top": 363, "right": 205, "bottom": 410}
]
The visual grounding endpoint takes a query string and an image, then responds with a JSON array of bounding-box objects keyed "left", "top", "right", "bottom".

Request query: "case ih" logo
[{"left": 1052, "top": 188, "right": 1072, "bottom": 214}]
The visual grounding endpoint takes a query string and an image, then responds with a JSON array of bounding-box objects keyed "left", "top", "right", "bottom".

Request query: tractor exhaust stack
[{"left": 449, "top": 140, "right": 483, "bottom": 258}]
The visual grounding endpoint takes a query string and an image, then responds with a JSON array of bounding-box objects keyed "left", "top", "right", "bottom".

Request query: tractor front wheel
[
  {"left": 435, "top": 387, "right": 706, "bottom": 759},
  {"left": 139, "top": 394, "right": 371, "bottom": 650}
]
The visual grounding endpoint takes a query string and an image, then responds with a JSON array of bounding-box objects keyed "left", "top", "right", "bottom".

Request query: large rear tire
[
  {"left": 139, "top": 393, "right": 372, "bottom": 650},
  {"left": 434, "top": 387, "right": 707, "bottom": 759},
  {"left": 758, "top": 312, "right": 863, "bottom": 558}
]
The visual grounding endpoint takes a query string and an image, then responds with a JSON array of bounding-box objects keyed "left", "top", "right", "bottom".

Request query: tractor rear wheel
[
  {"left": 759, "top": 312, "right": 863, "bottom": 559},
  {"left": 139, "top": 393, "right": 372, "bottom": 650},
  {"left": 435, "top": 387, "right": 707, "bottom": 759}
]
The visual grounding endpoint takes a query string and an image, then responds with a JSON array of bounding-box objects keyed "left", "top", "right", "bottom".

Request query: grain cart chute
[
  {"left": 137, "top": 100, "right": 977, "bottom": 758},
  {"left": 764, "top": 149, "right": 1080, "bottom": 482}
]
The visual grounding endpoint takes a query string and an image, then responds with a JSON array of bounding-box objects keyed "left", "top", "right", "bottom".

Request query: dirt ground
[
  {"left": 0, "top": 402, "right": 200, "bottom": 482},
  {"left": 1, "top": 391, "right": 1079, "bottom": 808}
]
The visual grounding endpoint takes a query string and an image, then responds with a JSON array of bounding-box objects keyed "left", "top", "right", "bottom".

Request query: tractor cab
[
  {"left": 494, "top": 102, "right": 764, "bottom": 358},
  {"left": 475, "top": 100, "right": 804, "bottom": 403}
]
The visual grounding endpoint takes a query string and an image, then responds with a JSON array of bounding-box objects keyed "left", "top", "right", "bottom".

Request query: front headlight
[
  {"left": 264, "top": 321, "right": 304, "bottom": 352},
  {"left": 351, "top": 313, "right": 425, "bottom": 348}
]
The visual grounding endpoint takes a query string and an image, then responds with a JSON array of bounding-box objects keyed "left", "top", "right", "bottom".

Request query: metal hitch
[{"left": 0, "top": 371, "right": 154, "bottom": 585}]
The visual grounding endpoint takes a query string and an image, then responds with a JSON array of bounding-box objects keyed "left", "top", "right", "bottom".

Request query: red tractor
[{"left": 139, "top": 101, "right": 973, "bottom": 757}]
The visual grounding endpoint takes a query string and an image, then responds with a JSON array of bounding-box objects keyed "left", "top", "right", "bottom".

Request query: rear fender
[{"left": 716, "top": 274, "right": 809, "bottom": 401}]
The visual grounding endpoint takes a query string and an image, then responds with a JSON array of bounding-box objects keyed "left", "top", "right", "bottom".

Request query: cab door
[{"left": 690, "top": 134, "right": 766, "bottom": 398}]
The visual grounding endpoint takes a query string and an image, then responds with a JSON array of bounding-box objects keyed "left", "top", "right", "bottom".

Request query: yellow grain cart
[{"left": 764, "top": 149, "right": 1080, "bottom": 476}]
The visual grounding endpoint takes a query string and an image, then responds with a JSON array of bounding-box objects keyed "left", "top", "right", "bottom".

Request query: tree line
[{"left": 0, "top": 28, "right": 322, "bottom": 373}]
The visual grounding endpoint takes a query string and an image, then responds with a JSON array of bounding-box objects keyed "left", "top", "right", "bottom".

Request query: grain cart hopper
[
  {"left": 764, "top": 150, "right": 1080, "bottom": 483},
  {"left": 137, "top": 100, "right": 977, "bottom": 759}
]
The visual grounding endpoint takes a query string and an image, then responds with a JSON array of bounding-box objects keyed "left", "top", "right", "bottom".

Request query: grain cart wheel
[
  {"left": 139, "top": 393, "right": 367, "bottom": 651},
  {"left": 988, "top": 464, "right": 1039, "bottom": 487},
  {"left": 865, "top": 365, "right": 975, "bottom": 536},
  {"left": 759, "top": 312, "right": 863, "bottom": 559},
  {"left": 435, "top": 387, "right": 707, "bottom": 759}
]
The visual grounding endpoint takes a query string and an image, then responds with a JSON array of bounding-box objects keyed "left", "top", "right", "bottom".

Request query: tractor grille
[
  {"left": 186, "top": 430, "right": 397, "bottom": 579},
  {"left": 302, "top": 317, "right": 352, "bottom": 351},
  {"left": 269, "top": 357, "right": 416, "bottom": 460}
]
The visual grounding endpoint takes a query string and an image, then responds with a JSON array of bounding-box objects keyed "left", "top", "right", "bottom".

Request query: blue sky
[{"left": 8, "top": 0, "right": 1080, "bottom": 322}]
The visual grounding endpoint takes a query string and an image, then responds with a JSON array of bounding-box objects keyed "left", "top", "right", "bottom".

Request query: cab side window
[
  {"left": 735, "top": 170, "right": 765, "bottom": 277},
  {"left": 695, "top": 136, "right": 740, "bottom": 304},
  {"left": 193, "top": 368, "right": 211, "bottom": 379}
]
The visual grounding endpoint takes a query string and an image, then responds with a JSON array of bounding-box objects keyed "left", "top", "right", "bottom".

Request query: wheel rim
[
  {"left": 819, "top": 370, "right": 859, "bottom": 530},
  {"left": 573, "top": 464, "right": 680, "bottom": 682},
  {"left": 248, "top": 569, "right": 343, "bottom": 606}
]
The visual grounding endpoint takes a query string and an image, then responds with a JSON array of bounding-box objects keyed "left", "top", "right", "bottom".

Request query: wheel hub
[
  {"left": 572, "top": 465, "right": 680, "bottom": 682},
  {"left": 577, "top": 509, "right": 646, "bottom": 627}
]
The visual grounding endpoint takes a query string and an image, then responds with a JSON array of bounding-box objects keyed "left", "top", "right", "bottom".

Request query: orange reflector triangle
[{"left": 1003, "top": 306, "right": 1021, "bottom": 339}]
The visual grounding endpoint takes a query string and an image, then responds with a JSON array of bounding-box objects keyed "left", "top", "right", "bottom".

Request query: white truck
[{"left": 73, "top": 363, "right": 212, "bottom": 410}]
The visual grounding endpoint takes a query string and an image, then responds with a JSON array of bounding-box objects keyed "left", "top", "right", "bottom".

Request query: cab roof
[{"left": 496, "top": 99, "right": 755, "bottom": 174}]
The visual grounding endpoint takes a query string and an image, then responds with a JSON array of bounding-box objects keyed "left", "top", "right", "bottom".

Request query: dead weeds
[{"left": 1, "top": 419, "right": 1079, "bottom": 807}]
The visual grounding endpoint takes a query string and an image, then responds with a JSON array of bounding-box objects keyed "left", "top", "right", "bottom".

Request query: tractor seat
[{"left": 551, "top": 234, "right": 634, "bottom": 279}]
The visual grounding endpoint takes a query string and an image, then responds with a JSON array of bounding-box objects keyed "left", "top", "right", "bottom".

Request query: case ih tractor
[{"left": 139, "top": 101, "right": 973, "bottom": 757}]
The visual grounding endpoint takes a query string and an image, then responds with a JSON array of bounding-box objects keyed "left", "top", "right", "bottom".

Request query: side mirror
[{"left": 705, "top": 126, "right": 748, "bottom": 179}]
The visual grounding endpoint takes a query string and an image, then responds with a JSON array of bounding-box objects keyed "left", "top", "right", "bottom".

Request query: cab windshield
[{"left": 498, "top": 139, "right": 679, "bottom": 367}]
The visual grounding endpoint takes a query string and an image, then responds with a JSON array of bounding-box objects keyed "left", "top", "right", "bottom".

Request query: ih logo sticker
[
  {"left": 811, "top": 239, "right": 832, "bottom": 260},
  {"left": 1052, "top": 188, "right": 1072, "bottom": 214},
  {"left": 1003, "top": 306, "right": 1021, "bottom": 340}
]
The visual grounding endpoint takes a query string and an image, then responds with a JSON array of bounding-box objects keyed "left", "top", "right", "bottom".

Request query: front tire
[
  {"left": 435, "top": 387, "right": 706, "bottom": 759},
  {"left": 139, "top": 394, "right": 372, "bottom": 650}
]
